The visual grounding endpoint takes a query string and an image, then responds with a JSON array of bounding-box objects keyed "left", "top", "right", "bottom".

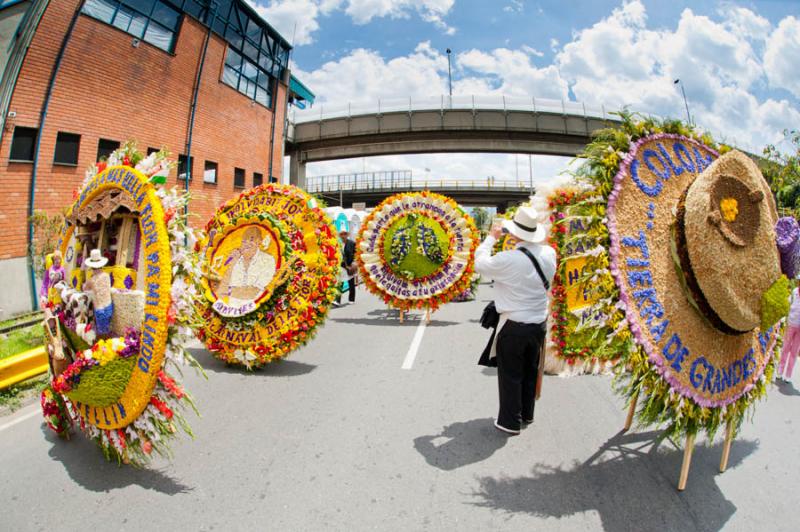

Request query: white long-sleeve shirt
[{"left": 474, "top": 235, "right": 557, "bottom": 324}]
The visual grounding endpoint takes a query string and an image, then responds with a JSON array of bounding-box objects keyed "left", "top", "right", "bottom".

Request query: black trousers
[
  {"left": 336, "top": 278, "right": 356, "bottom": 303},
  {"left": 495, "top": 320, "right": 545, "bottom": 431}
]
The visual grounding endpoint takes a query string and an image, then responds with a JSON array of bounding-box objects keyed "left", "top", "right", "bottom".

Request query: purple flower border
[{"left": 606, "top": 133, "right": 775, "bottom": 408}]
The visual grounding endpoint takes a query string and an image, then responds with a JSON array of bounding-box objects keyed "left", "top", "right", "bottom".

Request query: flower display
[
  {"left": 196, "top": 184, "right": 341, "bottom": 368},
  {"left": 357, "top": 191, "right": 478, "bottom": 312},
  {"left": 562, "top": 112, "right": 781, "bottom": 440},
  {"left": 41, "top": 143, "right": 203, "bottom": 466}
]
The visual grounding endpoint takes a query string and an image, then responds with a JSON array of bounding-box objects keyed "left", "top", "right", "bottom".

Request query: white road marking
[
  {"left": 402, "top": 316, "right": 428, "bottom": 370},
  {"left": 0, "top": 406, "right": 39, "bottom": 433}
]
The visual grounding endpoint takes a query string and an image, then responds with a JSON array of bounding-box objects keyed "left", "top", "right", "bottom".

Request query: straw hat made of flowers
[{"left": 679, "top": 150, "right": 780, "bottom": 333}]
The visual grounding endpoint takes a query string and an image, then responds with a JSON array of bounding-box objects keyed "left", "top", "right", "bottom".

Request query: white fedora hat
[
  {"left": 84, "top": 248, "right": 109, "bottom": 268},
  {"left": 502, "top": 206, "right": 547, "bottom": 243}
]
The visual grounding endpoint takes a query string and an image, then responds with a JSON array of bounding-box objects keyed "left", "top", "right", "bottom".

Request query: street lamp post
[
  {"left": 674, "top": 79, "right": 692, "bottom": 126},
  {"left": 446, "top": 48, "right": 452, "bottom": 100}
]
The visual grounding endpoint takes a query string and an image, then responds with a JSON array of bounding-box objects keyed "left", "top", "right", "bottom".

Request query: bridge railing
[
  {"left": 290, "top": 95, "right": 614, "bottom": 124},
  {"left": 306, "top": 171, "right": 534, "bottom": 194}
]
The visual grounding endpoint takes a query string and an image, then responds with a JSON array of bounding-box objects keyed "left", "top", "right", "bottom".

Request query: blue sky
[{"left": 245, "top": 0, "right": 800, "bottom": 184}]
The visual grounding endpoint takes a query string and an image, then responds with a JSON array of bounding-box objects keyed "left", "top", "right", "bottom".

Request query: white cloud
[
  {"left": 503, "top": 0, "right": 523, "bottom": 13},
  {"left": 764, "top": 16, "right": 800, "bottom": 98},
  {"left": 251, "top": 0, "right": 320, "bottom": 46},
  {"left": 248, "top": 0, "right": 456, "bottom": 46},
  {"left": 287, "top": 0, "right": 800, "bottom": 184}
]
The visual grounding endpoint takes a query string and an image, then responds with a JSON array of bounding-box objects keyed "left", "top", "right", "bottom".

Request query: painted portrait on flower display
[{"left": 210, "top": 224, "right": 281, "bottom": 316}]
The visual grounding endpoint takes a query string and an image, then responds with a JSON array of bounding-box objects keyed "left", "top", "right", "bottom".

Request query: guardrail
[
  {"left": 306, "top": 172, "right": 534, "bottom": 194},
  {"left": 0, "top": 346, "right": 47, "bottom": 390},
  {"left": 290, "top": 94, "right": 616, "bottom": 124}
]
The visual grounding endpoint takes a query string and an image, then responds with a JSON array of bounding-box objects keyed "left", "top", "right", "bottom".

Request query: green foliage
[
  {"left": 470, "top": 207, "right": 490, "bottom": 232},
  {"left": 763, "top": 129, "right": 800, "bottom": 217},
  {"left": 382, "top": 213, "right": 449, "bottom": 279},
  {"left": 0, "top": 323, "right": 45, "bottom": 360},
  {"left": 29, "top": 209, "right": 65, "bottom": 277},
  {"left": 65, "top": 357, "right": 136, "bottom": 407}
]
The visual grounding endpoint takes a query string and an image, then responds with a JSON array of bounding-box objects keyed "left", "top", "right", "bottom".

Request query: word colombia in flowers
[
  {"left": 554, "top": 113, "right": 792, "bottom": 440},
  {"left": 357, "top": 191, "right": 478, "bottom": 312},
  {"left": 196, "top": 183, "right": 341, "bottom": 368},
  {"left": 40, "top": 142, "right": 203, "bottom": 465}
]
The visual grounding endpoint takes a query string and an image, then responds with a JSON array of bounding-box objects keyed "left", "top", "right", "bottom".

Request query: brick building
[{"left": 0, "top": 0, "right": 306, "bottom": 316}]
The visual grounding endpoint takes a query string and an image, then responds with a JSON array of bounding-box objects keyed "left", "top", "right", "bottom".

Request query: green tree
[
  {"left": 470, "top": 207, "right": 490, "bottom": 232},
  {"left": 763, "top": 129, "right": 800, "bottom": 217}
]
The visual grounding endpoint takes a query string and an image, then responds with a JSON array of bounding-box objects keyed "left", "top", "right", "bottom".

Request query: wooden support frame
[
  {"left": 424, "top": 308, "right": 431, "bottom": 323},
  {"left": 623, "top": 390, "right": 639, "bottom": 432},
  {"left": 719, "top": 420, "right": 735, "bottom": 473},
  {"left": 677, "top": 433, "right": 696, "bottom": 491},
  {"left": 399, "top": 309, "right": 404, "bottom": 323}
]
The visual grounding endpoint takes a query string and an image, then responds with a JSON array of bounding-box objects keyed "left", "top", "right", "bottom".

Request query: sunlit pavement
[{"left": 1, "top": 284, "right": 797, "bottom": 531}]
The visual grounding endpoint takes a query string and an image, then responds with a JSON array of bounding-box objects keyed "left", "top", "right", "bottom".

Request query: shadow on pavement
[
  {"left": 413, "top": 418, "right": 510, "bottom": 471},
  {"left": 776, "top": 379, "right": 800, "bottom": 396},
  {"left": 187, "top": 348, "right": 317, "bottom": 376},
  {"left": 481, "top": 367, "right": 497, "bottom": 377},
  {"left": 44, "top": 428, "right": 191, "bottom": 494},
  {"left": 471, "top": 429, "right": 756, "bottom": 532}
]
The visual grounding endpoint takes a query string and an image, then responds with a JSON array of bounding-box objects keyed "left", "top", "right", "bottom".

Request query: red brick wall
[{"left": 0, "top": 3, "right": 288, "bottom": 259}]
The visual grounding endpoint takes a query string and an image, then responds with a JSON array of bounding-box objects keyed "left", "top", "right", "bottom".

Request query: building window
[
  {"left": 147, "top": 147, "right": 159, "bottom": 155},
  {"left": 234, "top": 167, "right": 245, "bottom": 188},
  {"left": 54, "top": 132, "right": 80, "bottom": 165},
  {"left": 253, "top": 172, "right": 263, "bottom": 187},
  {"left": 269, "top": 175, "right": 278, "bottom": 184},
  {"left": 204, "top": 161, "right": 217, "bottom": 184},
  {"left": 97, "top": 138, "right": 120, "bottom": 161},
  {"left": 9, "top": 126, "right": 37, "bottom": 162},
  {"left": 223, "top": 48, "right": 272, "bottom": 107},
  {"left": 178, "top": 154, "right": 193, "bottom": 180},
  {"left": 82, "top": 0, "right": 181, "bottom": 53}
]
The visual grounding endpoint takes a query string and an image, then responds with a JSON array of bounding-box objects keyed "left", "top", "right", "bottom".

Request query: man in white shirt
[{"left": 475, "top": 206, "right": 557, "bottom": 435}]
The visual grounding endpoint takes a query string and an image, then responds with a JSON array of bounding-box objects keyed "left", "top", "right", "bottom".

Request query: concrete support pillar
[{"left": 289, "top": 152, "right": 306, "bottom": 188}]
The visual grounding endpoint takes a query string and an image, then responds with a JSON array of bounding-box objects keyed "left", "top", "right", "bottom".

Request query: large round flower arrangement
[
  {"left": 357, "top": 191, "right": 478, "bottom": 311},
  {"left": 40, "top": 142, "right": 203, "bottom": 465},
  {"left": 196, "top": 184, "right": 340, "bottom": 368},
  {"left": 562, "top": 112, "right": 784, "bottom": 439}
]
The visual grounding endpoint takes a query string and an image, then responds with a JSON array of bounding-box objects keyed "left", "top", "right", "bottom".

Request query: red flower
[
  {"left": 96, "top": 161, "right": 107, "bottom": 173},
  {"left": 122, "top": 156, "right": 131, "bottom": 167}
]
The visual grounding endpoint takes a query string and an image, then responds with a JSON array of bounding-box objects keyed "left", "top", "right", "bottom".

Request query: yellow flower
[{"left": 720, "top": 198, "right": 738, "bottom": 222}]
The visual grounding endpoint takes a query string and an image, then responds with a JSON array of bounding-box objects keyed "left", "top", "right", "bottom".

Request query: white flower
[{"left": 135, "top": 152, "right": 158, "bottom": 174}]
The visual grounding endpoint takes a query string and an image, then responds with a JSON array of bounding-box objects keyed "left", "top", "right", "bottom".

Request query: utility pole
[
  {"left": 446, "top": 48, "right": 452, "bottom": 102},
  {"left": 529, "top": 154, "right": 533, "bottom": 194},
  {"left": 674, "top": 79, "right": 692, "bottom": 126}
]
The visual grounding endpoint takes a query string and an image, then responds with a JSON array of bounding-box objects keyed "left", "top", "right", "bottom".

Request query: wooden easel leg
[
  {"left": 399, "top": 309, "right": 404, "bottom": 323},
  {"left": 719, "top": 420, "right": 735, "bottom": 473},
  {"left": 425, "top": 309, "right": 431, "bottom": 323},
  {"left": 623, "top": 390, "right": 639, "bottom": 432},
  {"left": 678, "top": 433, "right": 696, "bottom": 491}
]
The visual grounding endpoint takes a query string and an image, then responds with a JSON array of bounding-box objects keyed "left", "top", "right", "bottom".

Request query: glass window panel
[
  {"left": 128, "top": 12, "right": 147, "bottom": 38},
  {"left": 126, "top": 0, "right": 155, "bottom": 15},
  {"left": 253, "top": 172, "right": 263, "bottom": 187},
  {"left": 224, "top": 48, "right": 242, "bottom": 70},
  {"left": 246, "top": 79, "right": 257, "bottom": 99},
  {"left": 54, "top": 132, "right": 80, "bottom": 166},
  {"left": 211, "top": 16, "right": 226, "bottom": 35},
  {"left": 215, "top": 0, "right": 232, "bottom": 19},
  {"left": 222, "top": 65, "right": 239, "bottom": 88},
  {"left": 255, "top": 87, "right": 269, "bottom": 107},
  {"left": 241, "top": 58, "right": 257, "bottom": 80},
  {"left": 243, "top": 40, "right": 258, "bottom": 62},
  {"left": 230, "top": 5, "right": 245, "bottom": 32},
  {"left": 234, "top": 167, "right": 245, "bottom": 188},
  {"left": 143, "top": 21, "right": 174, "bottom": 51},
  {"left": 9, "top": 127, "right": 38, "bottom": 162},
  {"left": 262, "top": 32, "right": 274, "bottom": 54},
  {"left": 225, "top": 25, "right": 243, "bottom": 50},
  {"left": 183, "top": 0, "right": 204, "bottom": 19},
  {"left": 151, "top": 1, "right": 180, "bottom": 30},
  {"left": 257, "top": 51, "right": 273, "bottom": 72},
  {"left": 246, "top": 17, "right": 260, "bottom": 42},
  {"left": 113, "top": 6, "right": 134, "bottom": 32},
  {"left": 82, "top": 0, "right": 117, "bottom": 23},
  {"left": 97, "top": 139, "right": 120, "bottom": 161},
  {"left": 203, "top": 161, "right": 217, "bottom": 184},
  {"left": 256, "top": 70, "right": 269, "bottom": 89}
]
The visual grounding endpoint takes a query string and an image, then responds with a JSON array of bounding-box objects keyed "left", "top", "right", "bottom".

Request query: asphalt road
[{"left": 1, "top": 284, "right": 798, "bottom": 531}]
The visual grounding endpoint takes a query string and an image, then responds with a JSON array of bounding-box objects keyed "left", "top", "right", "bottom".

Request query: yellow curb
[{"left": 0, "top": 346, "right": 47, "bottom": 390}]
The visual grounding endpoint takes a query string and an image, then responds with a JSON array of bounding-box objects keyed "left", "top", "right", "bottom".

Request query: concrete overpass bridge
[
  {"left": 284, "top": 95, "right": 623, "bottom": 188},
  {"left": 307, "top": 170, "right": 532, "bottom": 211}
]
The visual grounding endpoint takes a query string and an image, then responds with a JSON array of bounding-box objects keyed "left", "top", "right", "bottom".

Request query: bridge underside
[{"left": 316, "top": 186, "right": 532, "bottom": 211}]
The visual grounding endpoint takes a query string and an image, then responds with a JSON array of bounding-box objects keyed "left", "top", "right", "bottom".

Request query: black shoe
[{"left": 494, "top": 419, "right": 520, "bottom": 435}]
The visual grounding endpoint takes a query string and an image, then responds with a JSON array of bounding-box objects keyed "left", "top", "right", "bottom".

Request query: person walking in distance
[
  {"left": 475, "top": 206, "right": 556, "bottom": 435},
  {"left": 336, "top": 229, "right": 357, "bottom": 306}
]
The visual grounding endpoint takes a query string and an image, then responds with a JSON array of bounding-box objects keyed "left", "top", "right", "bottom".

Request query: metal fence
[
  {"left": 305, "top": 171, "right": 533, "bottom": 194},
  {"left": 290, "top": 95, "right": 616, "bottom": 124}
]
